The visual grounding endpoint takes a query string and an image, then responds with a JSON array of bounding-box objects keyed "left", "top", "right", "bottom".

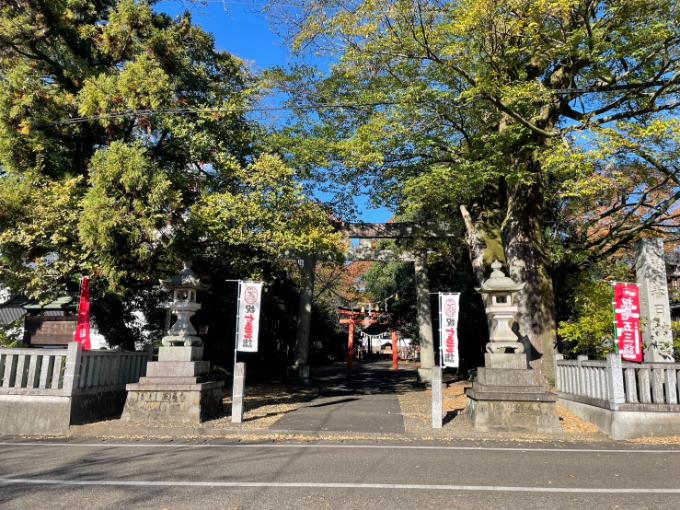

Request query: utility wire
[
  {"left": 53, "top": 86, "right": 615, "bottom": 125},
  {"left": 53, "top": 102, "right": 402, "bottom": 125}
]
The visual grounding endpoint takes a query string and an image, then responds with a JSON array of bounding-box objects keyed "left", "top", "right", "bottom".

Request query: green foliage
[
  {"left": 190, "top": 154, "right": 342, "bottom": 259},
  {"left": 0, "top": 1, "right": 339, "bottom": 352},
  {"left": 0, "top": 1, "right": 338, "bottom": 293},
  {"left": 266, "top": 1, "right": 680, "bottom": 370},
  {"left": 556, "top": 262, "right": 634, "bottom": 358},
  {"left": 269, "top": 0, "right": 680, "bottom": 263},
  {"left": 0, "top": 317, "right": 22, "bottom": 348},
  {"left": 363, "top": 260, "right": 418, "bottom": 337},
  {"left": 557, "top": 279, "right": 616, "bottom": 359},
  {"left": 80, "top": 141, "right": 183, "bottom": 291}
]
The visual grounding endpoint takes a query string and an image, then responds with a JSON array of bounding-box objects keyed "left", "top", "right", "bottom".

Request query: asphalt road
[{"left": 1, "top": 440, "right": 680, "bottom": 509}]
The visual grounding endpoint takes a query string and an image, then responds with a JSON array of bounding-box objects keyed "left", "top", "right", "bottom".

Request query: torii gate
[
  {"left": 292, "top": 222, "right": 452, "bottom": 383},
  {"left": 338, "top": 308, "right": 399, "bottom": 370}
]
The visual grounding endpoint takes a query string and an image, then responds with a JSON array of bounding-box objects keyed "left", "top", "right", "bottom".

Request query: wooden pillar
[
  {"left": 392, "top": 330, "right": 398, "bottom": 370},
  {"left": 347, "top": 319, "right": 355, "bottom": 369}
]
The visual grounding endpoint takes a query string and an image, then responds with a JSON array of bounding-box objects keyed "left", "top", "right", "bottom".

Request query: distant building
[{"left": 0, "top": 288, "right": 107, "bottom": 348}]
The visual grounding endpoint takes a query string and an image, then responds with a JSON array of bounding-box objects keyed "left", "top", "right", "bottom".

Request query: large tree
[
  {"left": 268, "top": 0, "right": 680, "bottom": 380},
  {"left": 0, "top": 0, "right": 338, "bottom": 344}
]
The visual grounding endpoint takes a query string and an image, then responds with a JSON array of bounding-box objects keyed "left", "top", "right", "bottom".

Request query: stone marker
[
  {"left": 465, "top": 261, "right": 560, "bottom": 433},
  {"left": 431, "top": 366, "right": 443, "bottom": 429},
  {"left": 635, "top": 238, "right": 675, "bottom": 362},
  {"left": 231, "top": 362, "right": 246, "bottom": 423}
]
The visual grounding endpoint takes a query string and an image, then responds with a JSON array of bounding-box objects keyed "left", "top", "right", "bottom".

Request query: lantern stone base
[
  {"left": 122, "top": 346, "right": 224, "bottom": 424},
  {"left": 465, "top": 355, "right": 560, "bottom": 433}
]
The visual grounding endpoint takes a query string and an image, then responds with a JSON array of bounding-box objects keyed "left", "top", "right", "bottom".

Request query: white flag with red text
[
  {"left": 439, "top": 293, "right": 460, "bottom": 368},
  {"left": 236, "top": 281, "right": 262, "bottom": 352}
]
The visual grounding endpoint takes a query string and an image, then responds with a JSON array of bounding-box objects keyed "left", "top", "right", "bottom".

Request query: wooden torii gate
[{"left": 292, "top": 222, "right": 452, "bottom": 383}]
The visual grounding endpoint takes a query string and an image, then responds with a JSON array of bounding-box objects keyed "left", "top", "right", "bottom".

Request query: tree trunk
[
  {"left": 460, "top": 205, "right": 486, "bottom": 288},
  {"left": 502, "top": 178, "right": 557, "bottom": 383}
]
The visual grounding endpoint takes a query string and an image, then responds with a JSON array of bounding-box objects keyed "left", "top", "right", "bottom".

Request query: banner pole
[
  {"left": 231, "top": 280, "right": 243, "bottom": 424},
  {"left": 73, "top": 276, "right": 83, "bottom": 341},
  {"left": 233, "top": 280, "right": 242, "bottom": 367},
  {"left": 438, "top": 292, "right": 443, "bottom": 367},
  {"left": 610, "top": 281, "right": 619, "bottom": 354}
]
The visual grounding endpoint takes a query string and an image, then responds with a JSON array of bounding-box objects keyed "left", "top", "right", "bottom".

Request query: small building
[{"left": 0, "top": 289, "right": 107, "bottom": 349}]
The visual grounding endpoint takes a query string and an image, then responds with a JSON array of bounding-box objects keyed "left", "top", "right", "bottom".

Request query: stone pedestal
[
  {"left": 122, "top": 346, "right": 224, "bottom": 424},
  {"left": 466, "top": 353, "right": 560, "bottom": 433}
]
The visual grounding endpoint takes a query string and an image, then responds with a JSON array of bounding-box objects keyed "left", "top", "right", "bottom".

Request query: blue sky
[{"left": 156, "top": 1, "right": 392, "bottom": 223}]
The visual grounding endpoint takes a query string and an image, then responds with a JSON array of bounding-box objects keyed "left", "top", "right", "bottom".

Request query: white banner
[
  {"left": 236, "top": 281, "right": 263, "bottom": 352},
  {"left": 438, "top": 293, "right": 460, "bottom": 368}
]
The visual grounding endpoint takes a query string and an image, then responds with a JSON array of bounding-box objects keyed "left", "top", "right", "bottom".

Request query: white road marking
[
  {"left": 0, "top": 441, "right": 678, "bottom": 454},
  {"left": 1, "top": 477, "right": 679, "bottom": 494}
]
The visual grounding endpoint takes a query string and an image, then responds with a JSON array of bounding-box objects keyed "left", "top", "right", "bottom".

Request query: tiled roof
[{"left": 0, "top": 296, "right": 29, "bottom": 325}]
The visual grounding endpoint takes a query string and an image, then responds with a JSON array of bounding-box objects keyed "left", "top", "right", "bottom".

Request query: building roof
[
  {"left": 24, "top": 295, "right": 74, "bottom": 310},
  {"left": 0, "top": 296, "right": 29, "bottom": 325}
]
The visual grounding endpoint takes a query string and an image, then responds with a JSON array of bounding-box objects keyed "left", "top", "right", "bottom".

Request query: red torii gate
[{"left": 338, "top": 308, "right": 399, "bottom": 370}]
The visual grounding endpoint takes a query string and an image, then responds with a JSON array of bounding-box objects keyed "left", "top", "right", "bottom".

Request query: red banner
[
  {"left": 613, "top": 282, "right": 642, "bottom": 362},
  {"left": 73, "top": 276, "right": 91, "bottom": 350}
]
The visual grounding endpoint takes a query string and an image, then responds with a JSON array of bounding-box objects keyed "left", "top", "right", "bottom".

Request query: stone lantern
[
  {"left": 122, "top": 263, "right": 224, "bottom": 424},
  {"left": 160, "top": 263, "right": 208, "bottom": 347},
  {"left": 477, "top": 260, "right": 525, "bottom": 358},
  {"left": 465, "top": 260, "right": 560, "bottom": 433}
]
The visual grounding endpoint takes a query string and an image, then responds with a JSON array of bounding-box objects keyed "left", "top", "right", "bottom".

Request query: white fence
[
  {"left": 0, "top": 347, "right": 70, "bottom": 396},
  {"left": 0, "top": 342, "right": 151, "bottom": 397},
  {"left": 556, "top": 354, "right": 680, "bottom": 410},
  {"left": 0, "top": 342, "right": 152, "bottom": 435}
]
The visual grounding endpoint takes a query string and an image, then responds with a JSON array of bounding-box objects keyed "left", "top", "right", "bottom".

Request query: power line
[
  {"left": 52, "top": 86, "right": 607, "bottom": 125},
  {"left": 52, "top": 102, "right": 403, "bottom": 125}
]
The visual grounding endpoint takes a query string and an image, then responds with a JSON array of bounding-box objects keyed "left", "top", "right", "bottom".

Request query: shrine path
[{"left": 270, "top": 360, "right": 418, "bottom": 434}]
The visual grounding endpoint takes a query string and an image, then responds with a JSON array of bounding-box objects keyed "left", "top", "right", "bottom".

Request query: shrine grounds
[{"left": 51, "top": 360, "right": 679, "bottom": 445}]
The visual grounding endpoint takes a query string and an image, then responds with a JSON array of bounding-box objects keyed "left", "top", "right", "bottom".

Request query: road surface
[{"left": 1, "top": 440, "right": 679, "bottom": 509}]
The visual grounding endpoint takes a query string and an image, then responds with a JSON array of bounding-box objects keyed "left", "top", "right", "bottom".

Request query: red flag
[
  {"left": 613, "top": 282, "right": 642, "bottom": 362},
  {"left": 74, "top": 276, "right": 91, "bottom": 350}
]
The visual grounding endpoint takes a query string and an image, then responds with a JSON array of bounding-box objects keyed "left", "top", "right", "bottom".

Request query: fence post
[
  {"left": 62, "top": 342, "right": 83, "bottom": 396},
  {"left": 110, "top": 350, "right": 121, "bottom": 386},
  {"left": 554, "top": 354, "right": 564, "bottom": 391},
  {"left": 666, "top": 368, "right": 678, "bottom": 405},
  {"left": 606, "top": 353, "right": 625, "bottom": 407},
  {"left": 577, "top": 355, "right": 587, "bottom": 395}
]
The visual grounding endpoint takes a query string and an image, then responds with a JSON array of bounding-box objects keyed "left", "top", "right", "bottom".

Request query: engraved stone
[{"left": 635, "top": 239, "right": 674, "bottom": 362}]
